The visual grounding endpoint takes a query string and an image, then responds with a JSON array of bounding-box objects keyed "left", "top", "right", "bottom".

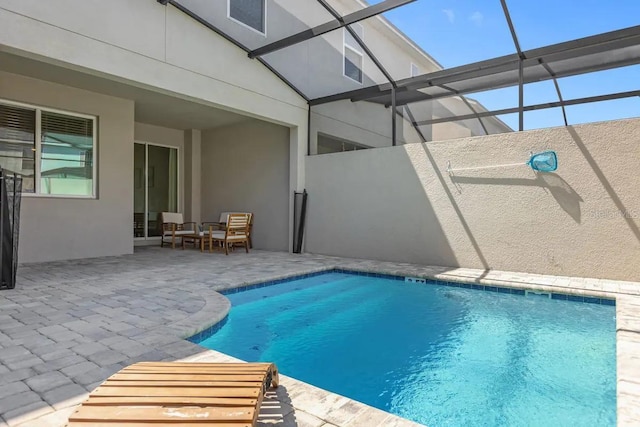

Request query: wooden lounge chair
[{"left": 67, "top": 361, "right": 279, "bottom": 426}]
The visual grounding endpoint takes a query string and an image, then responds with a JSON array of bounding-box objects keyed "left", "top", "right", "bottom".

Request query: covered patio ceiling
[
  {"left": 0, "top": 51, "right": 253, "bottom": 131},
  {"left": 159, "top": 0, "right": 640, "bottom": 142}
]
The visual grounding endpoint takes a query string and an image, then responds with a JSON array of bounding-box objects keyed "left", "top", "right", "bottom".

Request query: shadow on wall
[
  {"left": 567, "top": 126, "right": 640, "bottom": 243},
  {"left": 449, "top": 173, "right": 584, "bottom": 223},
  {"left": 304, "top": 149, "right": 460, "bottom": 269},
  {"left": 418, "top": 144, "right": 491, "bottom": 278}
]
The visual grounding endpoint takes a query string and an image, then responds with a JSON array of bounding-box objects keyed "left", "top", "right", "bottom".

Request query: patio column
[{"left": 184, "top": 129, "right": 201, "bottom": 225}]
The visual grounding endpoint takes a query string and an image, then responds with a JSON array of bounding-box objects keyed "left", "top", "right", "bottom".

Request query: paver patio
[{"left": 0, "top": 247, "right": 639, "bottom": 426}]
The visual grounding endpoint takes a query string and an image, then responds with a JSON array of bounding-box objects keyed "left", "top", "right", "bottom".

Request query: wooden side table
[{"left": 182, "top": 233, "right": 205, "bottom": 252}]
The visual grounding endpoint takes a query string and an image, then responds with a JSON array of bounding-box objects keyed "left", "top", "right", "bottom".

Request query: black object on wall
[
  {"left": 0, "top": 169, "right": 22, "bottom": 290},
  {"left": 293, "top": 190, "right": 308, "bottom": 254}
]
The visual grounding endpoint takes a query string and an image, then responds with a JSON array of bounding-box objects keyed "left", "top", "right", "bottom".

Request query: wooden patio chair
[
  {"left": 203, "top": 212, "right": 254, "bottom": 249},
  {"left": 160, "top": 212, "right": 196, "bottom": 249},
  {"left": 67, "top": 361, "right": 279, "bottom": 426},
  {"left": 207, "top": 213, "right": 251, "bottom": 255}
]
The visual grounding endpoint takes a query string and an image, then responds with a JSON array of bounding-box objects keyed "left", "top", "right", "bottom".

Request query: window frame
[
  {"left": 133, "top": 141, "right": 181, "bottom": 241},
  {"left": 227, "top": 0, "right": 267, "bottom": 37},
  {"left": 343, "top": 25, "right": 364, "bottom": 84},
  {"left": 0, "top": 98, "right": 98, "bottom": 199}
]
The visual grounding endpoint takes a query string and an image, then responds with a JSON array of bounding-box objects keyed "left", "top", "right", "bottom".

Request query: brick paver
[{"left": 1, "top": 247, "right": 638, "bottom": 426}]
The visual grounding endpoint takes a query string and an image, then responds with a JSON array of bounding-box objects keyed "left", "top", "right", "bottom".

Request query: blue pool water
[{"left": 196, "top": 272, "right": 616, "bottom": 426}]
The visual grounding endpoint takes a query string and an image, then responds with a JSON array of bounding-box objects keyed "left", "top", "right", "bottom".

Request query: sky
[{"left": 377, "top": 0, "right": 640, "bottom": 131}]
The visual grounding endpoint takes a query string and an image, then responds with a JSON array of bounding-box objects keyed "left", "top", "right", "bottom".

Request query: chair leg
[
  {"left": 245, "top": 241, "right": 249, "bottom": 253},
  {"left": 172, "top": 235, "right": 176, "bottom": 249},
  {"left": 224, "top": 240, "right": 229, "bottom": 255}
]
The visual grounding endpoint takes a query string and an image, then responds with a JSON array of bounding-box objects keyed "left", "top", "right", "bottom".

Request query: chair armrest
[
  {"left": 162, "top": 222, "right": 196, "bottom": 233},
  {"left": 202, "top": 222, "right": 225, "bottom": 231}
]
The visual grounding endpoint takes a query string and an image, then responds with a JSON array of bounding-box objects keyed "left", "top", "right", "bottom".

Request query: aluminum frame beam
[
  {"left": 499, "top": 0, "right": 525, "bottom": 131},
  {"left": 316, "top": 0, "right": 397, "bottom": 84},
  {"left": 313, "top": 0, "right": 423, "bottom": 147},
  {"left": 500, "top": 0, "right": 523, "bottom": 56},
  {"left": 373, "top": 51, "right": 640, "bottom": 108},
  {"left": 162, "top": 0, "right": 309, "bottom": 101},
  {"left": 248, "top": 0, "right": 415, "bottom": 58},
  {"left": 316, "top": 0, "right": 395, "bottom": 146},
  {"left": 402, "top": 105, "right": 428, "bottom": 142},
  {"left": 414, "top": 90, "right": 640, "bottom": 126},
  {"left": 540, "top": 61, "right": 569, "bottom": 126},
  {"left": 404, "top": 25, "right": 640, "bottom": 92},
  {"left": 310, "top": 24, "right": 640, "bottom": 106},
  {"left": 440, "top": 84, "right": 489, "bottom": 135}
]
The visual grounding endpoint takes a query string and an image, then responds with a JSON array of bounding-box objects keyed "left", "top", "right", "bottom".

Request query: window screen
[
  {"left": 229, "top": 0, "right": 266, "bottom": 34},
  {"left": 344, "top": 24, "right": 364, "bottom": 84},
  {"left": 318, "top": 134, "right": 367, "bottom": 154},
  {"left": 0, "top": 104, "right": 36, "bottom": 192},
  {"left": 40, "top": 111, "right": 94, "bottom": 196},
  {"left": 344, "top": 48, "right": 363, "bottom": 83}
]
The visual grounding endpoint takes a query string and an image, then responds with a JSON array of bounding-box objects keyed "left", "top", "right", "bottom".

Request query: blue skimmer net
[{"left": 528, "top": 151, "right": 558, "bottom": 172}]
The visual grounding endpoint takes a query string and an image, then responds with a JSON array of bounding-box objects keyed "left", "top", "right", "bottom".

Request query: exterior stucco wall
[
  {"left": 0, "top": 0, "right": 307, "bottom": 126},
  {"left": 201, "top": 120, "right": 290, "bottom": 252},
  {"left": 0, "top": 0, "right": 309, "bottom": 260},
  {"left": 0, "top": 71, "right": 134, "bottom": 263},
  {"left": 311, "top": 100, "right": 422, "bottom": 152},
  {"left": 305, "top": 118, "right": 640, "bottom": 281}
]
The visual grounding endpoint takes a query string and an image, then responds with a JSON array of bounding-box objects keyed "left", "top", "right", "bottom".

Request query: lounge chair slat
[
  {"left": 123, "top": 366, "right": 271, "bottom": 372},
  {"left": 111, "top": 373, "right": 266, "bottom": 382},
  {"left": 123, "top": 365, "right": 269, "bottom": 372},
  {"left": 84, "top": 396, "right": 258, "bottom": 407},
  {"left": 70, "top": 405, "right": 256, "bottom": 422},
  {"left": 69, "top": 423, "right": 252, "bottom": 427},
  {"left": 126, "top": 363, "right": 272, "bottom": 368},
  {"left": 68, "top": 362, "right": 278, "bottom": 427},
  {"left": 92, "top": 386, "right": 260, "bottom": 398},
  {"left": 101, "top": 381, "right": 263, "bottom": 388},
  {"left": 119, "top": 367, "right": 269, "bottom": 376},
  {"left": 133, "top": 362, "right": 272, "bottom": 368}
]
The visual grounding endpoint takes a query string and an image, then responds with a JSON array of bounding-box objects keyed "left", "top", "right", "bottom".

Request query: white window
[
  {"left": 344, "top": 24, "right": 364, "bottom": 84},
  {"left": 0, "top": 100, "right": 97, "bottom": 198},
  {"left": 228, "top": 0, "right": 266, "bottom": 35},
  {"left": 411, "top": 63, "right": 420, "bottom": 77}
]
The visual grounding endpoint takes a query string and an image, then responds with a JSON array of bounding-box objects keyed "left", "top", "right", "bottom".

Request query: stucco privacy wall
[
  {"left": 305, "top": 118, "right": 640, "bottom": 281},
  {"left": 0, "top": 71, "right": 134, "bottom": 263},
  {"left": 202, "top": 120, "right": 290, "bottom": 252}
]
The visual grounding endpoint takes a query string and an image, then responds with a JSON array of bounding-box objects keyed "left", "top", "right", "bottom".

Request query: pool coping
[{"left": 182, "top": 263, "right": 638, "bottom": 427}]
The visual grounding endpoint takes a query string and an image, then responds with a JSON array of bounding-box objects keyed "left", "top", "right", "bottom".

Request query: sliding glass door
[{"left": 134, "top": 142, "right": 178, "bottom": 239}]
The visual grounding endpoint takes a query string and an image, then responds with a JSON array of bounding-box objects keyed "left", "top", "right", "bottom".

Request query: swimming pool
[{"left": 194, "top": 272, "right": 616, "bottom": 426}]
